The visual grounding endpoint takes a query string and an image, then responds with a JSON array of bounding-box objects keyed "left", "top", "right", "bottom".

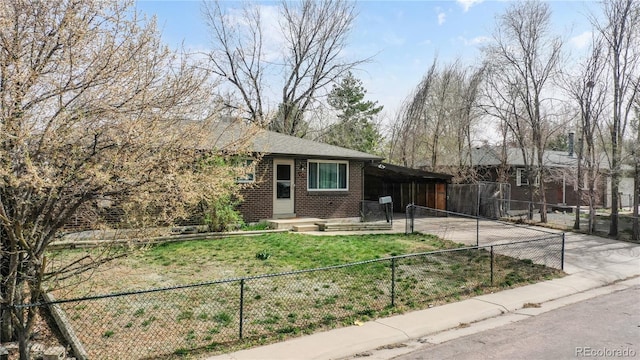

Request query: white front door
[{"left": 273, "top": 159, "right": 295, "bottom": 217}]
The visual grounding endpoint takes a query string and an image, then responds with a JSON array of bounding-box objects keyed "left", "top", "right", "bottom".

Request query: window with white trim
[
  {"left": 308, "top": 160, "right": 348, "bottom": 191},
  {"left": 235, "top": 158, "right": 255, "bottom": 183},
  {"left": 516, "top": 168, "right": 539, "bottom": 187}
]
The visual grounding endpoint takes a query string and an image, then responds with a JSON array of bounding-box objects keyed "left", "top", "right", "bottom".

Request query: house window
[
  {"left": 235, "top": 159, "right": 255, "bottom": 183},
  {"left": 516, "top": 168, "right": 527, "bottom": 186},
  {"left": 516, "top": 168, "right": 539, "bottom": 187},
  {"left": 308, "top": 160, "right": 348, "bottom": 191}
]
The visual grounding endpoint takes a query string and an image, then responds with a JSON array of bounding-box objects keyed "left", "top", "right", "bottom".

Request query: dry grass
[{"left": 44, "top": 233, "right": 563, "bottom": 359}]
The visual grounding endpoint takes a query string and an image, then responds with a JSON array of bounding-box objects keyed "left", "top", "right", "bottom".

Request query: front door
[{"left": 273, "top": 159, "right": 295, "bottom": 217}]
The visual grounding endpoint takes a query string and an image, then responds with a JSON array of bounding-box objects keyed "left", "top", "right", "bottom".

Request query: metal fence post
[
  {"left": 561, "top": 233, "right": 565, "bottom": 271},
  {"left": 476, "top": 217, "right": 480, "bottom": 247},
  {"left": 391, "top": 258, "right": 396, "bottom": 307},
  {"left": 239, "top": 279, "right": 245, "bottom": 340},
  {"left": 476, "top": 183, "right": 480, "bottom": 217},
  {"left": 406, "top": 204, "right": 415, "bottom": 234},
  {"left": 490, "top": 246, "right": 494, "bottom": 286},
  {"left": 410, "top": 204, "right": 415, "bottom": 233}
]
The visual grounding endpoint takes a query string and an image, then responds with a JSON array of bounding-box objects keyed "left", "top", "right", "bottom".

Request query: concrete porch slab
[{"left": 266, "top": 218, "right": 324, "bottom": 230}]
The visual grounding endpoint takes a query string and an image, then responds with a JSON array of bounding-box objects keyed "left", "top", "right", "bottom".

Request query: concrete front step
[
  {"left": 266, "top": 218, "right": 324, "bottom": 230},
  {"left": 292, "top": 224, "right": 320, "bottom": 232},
  {"left": 316, "top": 222, "right": 393, "bottom": 232},
  {"left": 267, "top": 218, "right": 393, "bottom": 232}
]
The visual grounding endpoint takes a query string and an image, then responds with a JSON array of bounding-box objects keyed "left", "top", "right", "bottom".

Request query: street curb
[
  {"left": 206, "top": 272, "right": 640, "bottom": 360},
  {"left": 345, "top": 276, "right": 640, "bottom": 360}
]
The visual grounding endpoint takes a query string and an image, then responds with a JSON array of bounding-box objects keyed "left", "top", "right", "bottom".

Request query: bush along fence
[
  {"left": 7, "top": 236, "right": 565, "bottom": 360},
  {"left": 405, "top": 204, "right": 565, "bottom": 247}
]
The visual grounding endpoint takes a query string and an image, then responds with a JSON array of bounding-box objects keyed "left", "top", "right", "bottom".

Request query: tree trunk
[
  {"left": 633, "top": 159, "right": 639, "bottom": 240},
  {"left": 1, "top": 246, "right": 20, "bottom": 342},
  {"left": 18, "top": 327, "right": 29, "bottom": 360},
  {"left": 610, "top": 161, "right": 620, "bottom": 237},
  {"left": 527, "top": 174, "right": 535, "bottom": 221},
  {"left": 538, "top": 169, "right": 548, "bottom": 223},
  {"left": 574, "top": 137, "right": 584, "bottom": 230},
  {"left": 574, "top": 182, "right": 582, "bottom": 230}
]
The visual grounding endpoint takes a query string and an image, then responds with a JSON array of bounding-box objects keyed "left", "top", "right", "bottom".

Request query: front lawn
[
  {"left": 47, "top": 232, "right": 454, "bottom": 296},
  {"left": 45, "top": 232, "right": 563, "bottom": 360}
]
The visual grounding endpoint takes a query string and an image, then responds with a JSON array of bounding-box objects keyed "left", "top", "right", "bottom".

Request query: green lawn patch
[{"left": 46, "top": 232, "right": 563, "bottom": 360}]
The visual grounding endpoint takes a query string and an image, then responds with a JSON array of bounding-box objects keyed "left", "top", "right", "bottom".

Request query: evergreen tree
[{"left": 325, "top": 72, "right": 383, "bottom": 153}]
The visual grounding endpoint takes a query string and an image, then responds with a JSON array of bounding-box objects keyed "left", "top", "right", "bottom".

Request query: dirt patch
[{"left": 3, "top": 307, "right": 70, "bottom": 360}]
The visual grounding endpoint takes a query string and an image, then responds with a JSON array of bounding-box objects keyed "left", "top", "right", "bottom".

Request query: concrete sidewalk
[{"left": 206, "top": 231, "right": 640, "bottom": 360}]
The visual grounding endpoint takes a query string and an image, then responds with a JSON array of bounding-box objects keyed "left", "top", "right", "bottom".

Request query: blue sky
[{"left": 136, "top": 0, "right": 600, "bottom": 123}]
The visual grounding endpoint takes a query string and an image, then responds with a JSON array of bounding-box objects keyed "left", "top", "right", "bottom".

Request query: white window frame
[
  {"left": 307, "top": 160, "right": 349, "bottom": 191},
  {"left": 516, "top": 168, "right": 539, "bottom": 187},
  {"left": 516, "top": 168, "right": 527, "bottom": 187},
  {"left": 235, "top": 158, "right": 255, "bottom": 184}
]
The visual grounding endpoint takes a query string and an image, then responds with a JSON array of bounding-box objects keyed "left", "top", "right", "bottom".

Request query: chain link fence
[
  {"left": 448, "top": 182, "right": 512, "bottom": 219},
  {"left": 496, "top": 199, "right": 639, "bottom": 242},
  {"left": 405, "top": 204, "right": 564, "bottom": 247},
  {"left": 9, "top": 236, "right": 564, "bottom": 360},
  {"left": 360, "top": 200, "right": 393, "bottom": 223}
]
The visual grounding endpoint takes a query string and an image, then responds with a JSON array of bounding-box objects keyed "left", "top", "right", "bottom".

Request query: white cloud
[
  {"left": 458, "top": 35, "right": 491, "bottom": 46},
  {"left": 570, "top": 31, "right": 592, "bottom": 49},
  {"left": 457, "top": 0, "right": 484, "bottom": 12},
  {"left": 438, "top": 12, "right": 446, "bottom": 25},
  {"left": 223, "top": 4, "right": 285, "bottom": 63}
]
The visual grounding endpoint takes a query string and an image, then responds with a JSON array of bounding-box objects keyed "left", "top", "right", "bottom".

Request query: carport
[{"left": 364, "top": 162, "right": 453, "bottom": 213}]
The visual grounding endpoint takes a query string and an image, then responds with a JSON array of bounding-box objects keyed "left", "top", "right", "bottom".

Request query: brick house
[
  {"left": 469, "top": 145, "right": 608, "bottom": 210},
  {"left": 210, "top": 120, "right": 383, "bottom": 222}
]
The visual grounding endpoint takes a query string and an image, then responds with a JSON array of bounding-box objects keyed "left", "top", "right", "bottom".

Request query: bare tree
[
  {"left": 0, "top": 1, "right": 249, "bottom": 357},
  {"left": 483, "top": 0, "right": 563, "bottom": 222},
  {"left": 455, "top": 65, "right": 486, "bottom": 181},
  {"left": 203, "top": 1, "right": 268, "bottom": 126},
  {"left": 388, "top": 60, "right": 438, "bottom": 168},
  {"left": 591, "top": 0, "right": 640, "bottom": 237},
  {"left": 633, "top": 89, "right": 640, "bottom": 240},
  {"left": 563, "top": 37, "right": 608, "bottom": 234},
  {"left": 481, "top": 63, "right": 521, "bottom": 185},
  {"left": 388, "top": 59, "right": 484, "bottom": 180},
  {"left": 203, "top": 0, "right": 368, "bottom": 136}
]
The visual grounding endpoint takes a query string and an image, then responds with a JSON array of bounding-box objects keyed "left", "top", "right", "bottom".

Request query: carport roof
[{"left": 365, "top": 162, "right": 453, "bottom": 183}]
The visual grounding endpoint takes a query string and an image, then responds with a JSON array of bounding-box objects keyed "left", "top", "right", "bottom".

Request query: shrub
[{"left": 203, "top": 194, "right": 244, "bottom": 232}]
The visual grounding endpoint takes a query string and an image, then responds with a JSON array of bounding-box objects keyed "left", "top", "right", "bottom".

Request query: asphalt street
[{"left": 392, "top": 285, "right": 640, "bottom": 360}]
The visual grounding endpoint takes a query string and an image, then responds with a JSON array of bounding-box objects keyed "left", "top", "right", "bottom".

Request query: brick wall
[
  {"left": 237, "top": 157, "right": 365, "bottom": 222},
  {"left": 294, "top": 159, "right": 363, "bottom": 219},
  {"left": 237, "top": 158, "right": 273, "bottom": 223},
  {"left": 502, "top": 167, "right": 605, "bottom": 209}
]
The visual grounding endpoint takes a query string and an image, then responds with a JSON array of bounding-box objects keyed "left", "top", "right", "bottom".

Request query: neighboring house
[
  {"left": 469, "top": 145, "right": 608, "bottom": 210},
  {"left": 210, "top": 120, "right": 383, "bottom": 222},
  {"left": 605, "top": 167, "right": 636, "bottom": 209}
]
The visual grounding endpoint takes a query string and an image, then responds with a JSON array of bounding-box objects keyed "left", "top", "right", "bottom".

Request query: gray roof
[
  {"left": 205, "top": 120, "right": 383, "bottom": 161},
  {"left": 471, "top": 146, "right": 579, "bottom": 168}
]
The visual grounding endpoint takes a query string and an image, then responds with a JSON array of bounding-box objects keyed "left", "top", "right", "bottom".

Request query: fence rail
[
  {"left": 6, "top": 235, "right": 564, "bottom": 360},
  {"left": 493, "top": 199, "right": 639, "bottom": 241},
  {"left": 405, "top": 204, "right": 562, "bottom": 247}
]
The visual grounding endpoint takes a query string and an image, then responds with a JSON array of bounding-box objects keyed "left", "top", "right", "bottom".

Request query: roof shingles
[{"left": 208, "top": 120, "right": 383, "bottom": 161}]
